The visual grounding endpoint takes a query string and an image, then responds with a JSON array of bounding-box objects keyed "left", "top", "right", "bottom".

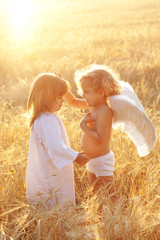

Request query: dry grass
[{"left": 0, "top": 0, "right": 159, "bottom": 239}]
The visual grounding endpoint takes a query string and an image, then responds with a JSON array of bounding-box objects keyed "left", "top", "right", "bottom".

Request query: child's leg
[
  {"left": 87, "top": 172, "right": 117, "bottom": 201},
  {"left": 87, "top": 171, "right": 96, "bottom": 186},
  {"left": 96, "top": 176, "right": 118, "bottom": 203},
  {"left": 87, "top": 171, "right": 99, "bottom": 192}
]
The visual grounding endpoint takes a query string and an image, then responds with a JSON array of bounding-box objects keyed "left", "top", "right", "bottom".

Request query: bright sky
[
  {"left": 9, "top": 0, "right": 31, "bottom": 30},
  {"left": 0, "top": 0, "right": 60, "bottom": 42},
  {"left": 0, "top": 0, "right": 45, "bottom": 41},
  {"left": 7, "top": 0, "right": 34, "bottom": 40}
]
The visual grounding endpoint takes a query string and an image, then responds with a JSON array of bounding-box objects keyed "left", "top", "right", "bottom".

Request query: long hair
[
  {"left": 27, "top": 73, "right": 69, "bottom": 127},
  {"left": 75, "top": 64, "right": 121, "bottom": 97}
]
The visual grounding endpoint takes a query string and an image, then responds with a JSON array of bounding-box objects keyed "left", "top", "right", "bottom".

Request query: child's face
[
  {"left": 51, "top": 96, "right": 64, "bottom": 112},
  {"left": 81, "top": 81, "right": 104, "bottom": 107}
]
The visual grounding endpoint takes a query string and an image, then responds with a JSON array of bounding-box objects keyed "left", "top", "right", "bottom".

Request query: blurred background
[
  {"left": 0, "top": 0, "right": 159, "bottom": 107},
  {"left": 0, "top": 0, "right": 159, "bottom": 239}
]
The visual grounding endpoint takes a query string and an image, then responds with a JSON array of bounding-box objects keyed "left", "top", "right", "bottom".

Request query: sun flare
[
  {"left": 10, "top": 0, "right": 30, "bottom": 30},
  {"left": 2, "top": 0, "right": 62, "bottom": 42},
  {"left": 8, "top": 0, "right": 33, "bottom": 40}
]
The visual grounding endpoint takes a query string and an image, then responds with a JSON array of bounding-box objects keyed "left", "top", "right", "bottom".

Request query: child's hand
[
  {"left": 74, "top": 152, "right": 90, "bottom": 165},
  {"left": 80, "top": 113, "right": 95, "bottom": 129},
  {"left": 54, "top": 72, "right": 62, "bottom": 78}
]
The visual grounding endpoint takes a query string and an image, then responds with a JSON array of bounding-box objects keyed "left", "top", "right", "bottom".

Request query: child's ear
[{"left": 99, "top": 88, "right": 105, "bottom": 97}]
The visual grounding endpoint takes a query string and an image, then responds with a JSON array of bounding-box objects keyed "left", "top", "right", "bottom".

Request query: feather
[{"left": 108, "top": 81, "right": 157, "bottom": 157}]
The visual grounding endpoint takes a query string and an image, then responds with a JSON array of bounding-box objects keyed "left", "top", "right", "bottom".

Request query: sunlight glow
[
  {"left": 2, "top": 0, "right": 61, "bottom": 42},
  {"left": 9, "top": 0, "right": 33, "bottom": 40}
]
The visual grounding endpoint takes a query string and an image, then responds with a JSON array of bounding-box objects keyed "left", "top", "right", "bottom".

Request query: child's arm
[
  {"left": 34, "top": 115, "right": 89, "bottom": 169},
  {"left": 80, "top": 107, "right": 112, "bottom": 144},
  {"left": 74, "top": 152, "right": 89, "bottom": 165},
  {"left": 64, "top": 91, "right": 88, "bottom": 109}
]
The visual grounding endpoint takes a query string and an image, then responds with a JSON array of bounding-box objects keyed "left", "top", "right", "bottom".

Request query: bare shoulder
[
  {"left": 98, "top": 104, "right": 113, "bottom": 118},
  {"left": 95, "top": 104, "right": 113, "bottom": 127}
]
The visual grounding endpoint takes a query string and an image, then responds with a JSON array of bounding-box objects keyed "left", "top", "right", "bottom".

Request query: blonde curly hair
[{"left": 75, "top": 64, "right": 121, "bottom": 98}]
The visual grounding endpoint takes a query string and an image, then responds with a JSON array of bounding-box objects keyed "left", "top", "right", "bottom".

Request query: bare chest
[{"left": 88, "top": 111, "right": 97, "bottom": 129}]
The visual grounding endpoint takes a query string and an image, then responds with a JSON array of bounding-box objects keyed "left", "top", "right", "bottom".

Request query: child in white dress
[{"left": 26, "top": 73, "right": 89, "bottom": 208}]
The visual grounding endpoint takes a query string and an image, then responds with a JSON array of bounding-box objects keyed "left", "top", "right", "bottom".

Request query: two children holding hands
[{"left": 26, "top": 65, "right": 156, "bottom": 210}]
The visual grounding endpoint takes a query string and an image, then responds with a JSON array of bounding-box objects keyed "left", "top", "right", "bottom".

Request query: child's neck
[{"left": 92, "top": 98, "right": 107, "bottom": 109}]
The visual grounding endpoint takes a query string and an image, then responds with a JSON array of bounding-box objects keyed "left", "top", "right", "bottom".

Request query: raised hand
[{"left": 80, "top": 112, "right": 95, "bottom": 129}]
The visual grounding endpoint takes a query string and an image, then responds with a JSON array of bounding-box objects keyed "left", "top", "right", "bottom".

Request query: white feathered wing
[{"left": 108, "top": 81, "right": 157, "bottom": 157}]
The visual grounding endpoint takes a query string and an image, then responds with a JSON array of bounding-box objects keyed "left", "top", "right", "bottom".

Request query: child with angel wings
[{"left": 64, "top": 64, "right": 157, "bottom": 203}]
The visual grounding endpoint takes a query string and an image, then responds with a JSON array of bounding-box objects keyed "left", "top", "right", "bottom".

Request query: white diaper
[{"left": 86, "top": 151, "right": 115, "bottom": 177}]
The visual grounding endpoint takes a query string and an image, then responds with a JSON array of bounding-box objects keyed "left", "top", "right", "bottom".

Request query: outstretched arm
[{"left": 64, "top": 91, "right": 88, "bottom": 109}]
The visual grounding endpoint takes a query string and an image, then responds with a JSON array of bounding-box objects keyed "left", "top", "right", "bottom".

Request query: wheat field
[{"left": 0, "top": 0, "right": 159, "bottom": 239}]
